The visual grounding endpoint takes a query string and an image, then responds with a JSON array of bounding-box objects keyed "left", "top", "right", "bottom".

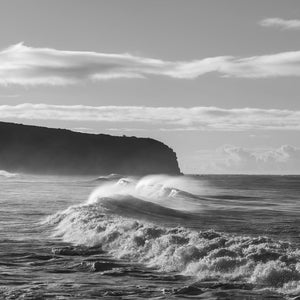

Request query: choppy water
[{"left": 0, "top": 172, "right": 299, "bottom": 299}]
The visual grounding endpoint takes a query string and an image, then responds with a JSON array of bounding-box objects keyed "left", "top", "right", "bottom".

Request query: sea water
[{"left": 0, "top": 173, "right": 299, "bottom": 299}]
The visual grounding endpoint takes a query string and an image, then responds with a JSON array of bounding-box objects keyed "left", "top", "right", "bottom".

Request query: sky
[{"left": 0, "top": 0, "right": 300, "bottom": 174}]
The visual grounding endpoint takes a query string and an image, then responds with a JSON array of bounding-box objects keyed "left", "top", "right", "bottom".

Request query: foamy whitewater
[{"left": 1, "top": 174, "right": 299, "bottom": 299}]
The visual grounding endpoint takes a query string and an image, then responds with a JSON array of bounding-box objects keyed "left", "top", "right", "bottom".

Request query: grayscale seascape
[
  {"left": 1, "top": 173, "right": 299, "bottom": 299},
  {"left": 0, "top": 1, "right": 300, "bottom": 299}
]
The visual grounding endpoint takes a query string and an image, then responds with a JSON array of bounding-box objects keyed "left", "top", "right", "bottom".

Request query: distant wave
[
  {"left": 45, "top": 175, "right": 300, "bottom": 295},
  {"left": 95, "top": 173, "right": 125, "bottom": 182},
  {"left": 0, "top": 170, "right": 18, "bottom": 178}
]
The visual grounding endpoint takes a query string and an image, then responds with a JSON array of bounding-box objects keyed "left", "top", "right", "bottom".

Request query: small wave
[
  {"left": 0, "top": 170, "right": 18, "bottom": 178},
  {"left": 87, "top": 174, "right": 205, "bottom": 212},
  {"left": 95, "top": 173, "right": 125, "bottom": 182}
]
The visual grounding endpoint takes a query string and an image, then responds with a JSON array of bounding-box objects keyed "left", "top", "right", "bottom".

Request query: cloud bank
[
  {"left": 2, "top": 43, "right": 300, "bottom": 85},
  {"left": 195, "top": 145, "right": 300, "bottom": 174},
  {"left": 260, "top": 18, "right": 300, "bottom": 30},
  {"left": 0, "top": 104, "right": 299, "bottom": 131}
]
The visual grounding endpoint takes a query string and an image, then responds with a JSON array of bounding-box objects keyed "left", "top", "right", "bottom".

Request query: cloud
[
  {"left": 2, "top": 43, "right": 300, "bottom": 85},
  {"left": 260, "top": 18, "right": 300, "bottom": 30},
  {"left": 0, "top": 103, "right": 299, "bottom": 131},
  {"left": 193, "top": 145, "right": 300, "bottom": 174},
  {"left": 0, "top": 94, "right": 19, "bottom": 98}
]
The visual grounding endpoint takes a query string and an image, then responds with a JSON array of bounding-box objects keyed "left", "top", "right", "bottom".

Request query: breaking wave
[
  {"left": 45, "top": 175, "right": 300, "bottom": 295},
  {"left": 0, "top": 170, "right": 18, "bottom": 178}
]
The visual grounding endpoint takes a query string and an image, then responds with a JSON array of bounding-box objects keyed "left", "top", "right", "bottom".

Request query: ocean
[{"left": 0, "top": 173, "right": 299, "bottom": 299}]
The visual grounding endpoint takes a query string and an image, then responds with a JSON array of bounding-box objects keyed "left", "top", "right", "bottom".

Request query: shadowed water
[{"left": 0, "top": 173, "right": 299, "bottom": 299}]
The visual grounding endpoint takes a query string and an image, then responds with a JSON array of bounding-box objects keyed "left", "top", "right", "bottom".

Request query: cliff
[{"left": 0, "top": 122, "right": 181, "bottom": 175}]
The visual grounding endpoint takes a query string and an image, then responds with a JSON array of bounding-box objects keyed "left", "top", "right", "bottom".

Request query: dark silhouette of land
[{"left": 0, "top": 122, "right": 181, "bottom": 175}]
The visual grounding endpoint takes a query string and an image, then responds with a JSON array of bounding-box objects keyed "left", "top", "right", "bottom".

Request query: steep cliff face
[{"left": 0, "top": 122, "right": 181, "bottom": 175}]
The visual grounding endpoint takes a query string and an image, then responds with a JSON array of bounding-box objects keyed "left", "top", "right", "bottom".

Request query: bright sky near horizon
[{"left": 0, "top": 0, "right": 300, "bottom": 174}]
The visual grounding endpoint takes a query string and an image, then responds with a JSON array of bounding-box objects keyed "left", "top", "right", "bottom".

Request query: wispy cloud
[
  {"left": 193, "top": 145, "right": 300, "bottom": 174},
  {"left": 259, "top": 17, "right": 300, "bottom": 30},
  {"left": 0, "top": 103, "right": 299, "bottom": 131},
  {"left": 2, "top": 43, "right": 300, "bottom": 85}
]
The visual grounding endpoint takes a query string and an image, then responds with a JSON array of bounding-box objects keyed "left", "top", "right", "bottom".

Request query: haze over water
[{"left": 1, "top": 172, "right": 299, "bottom": 299}]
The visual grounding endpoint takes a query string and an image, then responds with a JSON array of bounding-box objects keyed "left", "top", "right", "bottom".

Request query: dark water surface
[{"left": 0, "top": 173, "right": 299, "bottom": 299}]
